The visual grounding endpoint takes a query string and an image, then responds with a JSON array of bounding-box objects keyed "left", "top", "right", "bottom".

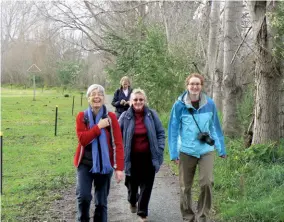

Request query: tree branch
[{"left": 230, "top": 26, "right": 252, "bottom": 65}]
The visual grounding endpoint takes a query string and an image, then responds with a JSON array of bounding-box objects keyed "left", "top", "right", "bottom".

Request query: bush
[{"left": 106, "top": 25, "right": 197, "bottom": 112}]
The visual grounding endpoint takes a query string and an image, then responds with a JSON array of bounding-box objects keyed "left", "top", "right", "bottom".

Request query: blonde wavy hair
[
  {"left": 130, "top": 88, "right": 148, "bottom": 105},
  {"left": 120, "top": 76, "right": 131, "bottom": 87}
]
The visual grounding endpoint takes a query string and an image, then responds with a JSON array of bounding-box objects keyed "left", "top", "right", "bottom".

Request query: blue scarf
[{"left": 87, "top": 105, "right": 113, "bottom": 174}]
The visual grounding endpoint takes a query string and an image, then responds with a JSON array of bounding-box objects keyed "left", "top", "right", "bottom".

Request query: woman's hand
[
  {"left": 120, "top": 99, "right": 126, "bottom": 105},
  {"left": 115, "top": 170, "right": 124, "bottom": 183},
  {"left": 97, "top": 118, "right": 109, "bottom": 129},
  {"left": 172, "top": 159, "right": 179, "bottom": 165}
]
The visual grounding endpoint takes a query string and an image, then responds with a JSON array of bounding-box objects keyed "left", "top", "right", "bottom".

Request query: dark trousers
[
  {"left": 125, "top": 152, "right": 155, "bottom": 217},
  {"left": 76, "top": 164, "right": 112, "bottom": 222}
]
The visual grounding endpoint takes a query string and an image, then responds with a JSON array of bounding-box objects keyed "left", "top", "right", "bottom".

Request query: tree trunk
[
  {"left": 161, "top": 1, "right": 170, "bottom": 50},
  {"left": 207, "top": 1, "right": 220, "bottom": 97},
  {"left": 280, "top": 81, "right": 284, "bottom": 138},
  {"left": 222, "top": 1, "right": 242, "bottom": 137},
  {"left": 248, "top": 1, "right": 281, "bottom": 144},
  {"left": 212, "top": 7, "right": 224, "bottom": 111}
]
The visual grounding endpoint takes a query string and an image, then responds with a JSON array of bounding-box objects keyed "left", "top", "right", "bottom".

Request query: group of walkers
[{"left": 74, "top": 73, "right": 227, "bottom": 222}]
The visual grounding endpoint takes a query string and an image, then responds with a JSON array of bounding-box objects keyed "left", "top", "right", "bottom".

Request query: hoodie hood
[{"left": 178, "top": 90, "right": 208, "bottom": 109}]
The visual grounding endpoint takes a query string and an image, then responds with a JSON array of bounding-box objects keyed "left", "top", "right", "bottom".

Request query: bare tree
[
  {"left": 248, "top": 1, "right": 283, "bottom": 144},
  {"left": 222, "top": 1, "right": 243, "bottom": 137},
  {"left": 213, "top": 6, "right": 224, "bottom": 111},
  {"left": 206, "top": 1, "right": 221, "bottom": 97}
]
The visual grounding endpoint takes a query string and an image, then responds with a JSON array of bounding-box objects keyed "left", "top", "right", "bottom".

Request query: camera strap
[{"left": 188, "top": 108, "right": 202, "bottom": 133}]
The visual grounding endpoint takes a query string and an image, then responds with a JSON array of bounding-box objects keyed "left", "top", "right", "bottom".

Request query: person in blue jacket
[
  {"left": 111, "top": 76, "right": 133, "bottom": 119},
  {"left": 119, "top": 88, "right": 165, "bottom": 222},
  {"left": 168, "top": 73, "right": 227, "bottom": 222}
]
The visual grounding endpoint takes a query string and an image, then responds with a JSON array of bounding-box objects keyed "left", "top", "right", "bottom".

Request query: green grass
[
  {"left": 1, "top": 87, "right": 88, "bottom": 221},
  {"left": 160, "top": 112, "right": 284, "bottom": 222},
  {"left": 2, "top": 89, "right": 284, "bottom": 221},
  {"left": 213, "top": 139, "right": 284, "bottom": 222}
]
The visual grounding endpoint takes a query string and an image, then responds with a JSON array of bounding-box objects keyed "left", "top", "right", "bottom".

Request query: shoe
[
  {"left": 138, "top": 216, "right": 148, "bottom": 222},
  {"left": 130, "top": 204, "right": 137, "bottom": 213}
]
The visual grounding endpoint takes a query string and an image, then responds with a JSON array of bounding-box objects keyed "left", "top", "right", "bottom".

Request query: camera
[{"left": 197, "top": 132, "right": 215, "bottom": 146}]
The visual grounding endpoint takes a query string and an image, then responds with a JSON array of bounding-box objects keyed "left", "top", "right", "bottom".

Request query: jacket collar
[
  {"left": 124, "top": 106, "right": 151, "bottom": 119},
  {"left": 178, "top": 90, "right": 207, "bottom": 109}
]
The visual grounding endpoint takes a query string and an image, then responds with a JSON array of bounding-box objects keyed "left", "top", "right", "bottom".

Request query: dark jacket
[
  {"left": 111, "top": 87, "right": 133, "bottom": 117},
  {"left": 118, "top": 106, "right": 165, "bottom": 176}
]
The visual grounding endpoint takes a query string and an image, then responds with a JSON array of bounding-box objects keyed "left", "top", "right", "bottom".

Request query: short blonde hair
[
  {"left": 120, "top": 76, "right": 131, "bottom": 86},
  {"left": 130, "top": 88, "right": 147, "bottom": 104},
  {"left": 185, "top": 73, "right": 205, "bottom": 88}
]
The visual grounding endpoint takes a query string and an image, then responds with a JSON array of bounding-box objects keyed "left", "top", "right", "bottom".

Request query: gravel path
[
  {"left": 49, "top": 164, "right": 182, "bottom": 222},
  {"left": 48, "top": 95, "right": 183, "bottom": 222}
]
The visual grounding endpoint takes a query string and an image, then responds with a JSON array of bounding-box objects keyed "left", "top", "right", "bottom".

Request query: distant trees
[
  {"left": 1, "top": 0, "right": 283, "bottom": 144},
  {"left": 56, "top": 61, "right": 82, "bottom": 91}
]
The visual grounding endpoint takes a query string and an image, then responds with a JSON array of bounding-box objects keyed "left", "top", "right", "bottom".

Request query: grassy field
[
  {"left": 1, "top": 87, "right": 284, "bottom": 222},
  {"left": 1, "top": 87, "right": 88, "bottom": 221}
]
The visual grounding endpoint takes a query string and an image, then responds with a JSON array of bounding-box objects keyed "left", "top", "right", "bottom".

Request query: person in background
[
  {"left": 118, "top": 88, "right": 165, "bottom": 222},
  {"left": 74, "top": 84, "right": 124, "bottom": 222},
  {"left": 168, "top": 73, "right": 227, "bottom": 222},
  {"left": 111, "top": 76, "right": 133, "bottom": 119}
]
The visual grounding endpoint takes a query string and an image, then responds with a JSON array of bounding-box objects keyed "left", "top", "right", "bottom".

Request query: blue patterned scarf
[{"left": 87, "top": 105, "right": 113, "bottom": 174}]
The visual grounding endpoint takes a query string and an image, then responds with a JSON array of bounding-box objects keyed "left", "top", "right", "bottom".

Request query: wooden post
[
  {"left": 72, "top": 96, "right": 75, "bottom": 116},
  {"left": 0, "top": 131, "right": 3, "bottom": 194},
  {"left": 55, "top": 106, "right": 58, "bottom": 136},
  {"left": 33, "top": 74, "right": 36, "bottom": 101},
  {"left": 81, "top": 92, "right": 83, "bottom": 107}
]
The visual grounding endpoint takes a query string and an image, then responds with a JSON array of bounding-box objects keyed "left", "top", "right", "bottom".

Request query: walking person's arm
[{"left": 168, "top": 102, "right": 181, "bottom": 163}]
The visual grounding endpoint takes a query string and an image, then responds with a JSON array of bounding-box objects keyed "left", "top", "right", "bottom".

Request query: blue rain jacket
[{"left": 168, "top": 91, "right": 226, "bottom": 160}]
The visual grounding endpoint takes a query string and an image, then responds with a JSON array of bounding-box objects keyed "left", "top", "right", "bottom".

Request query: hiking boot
[{"left": 130, "top": 204, "right": 137, "bottom": 213}]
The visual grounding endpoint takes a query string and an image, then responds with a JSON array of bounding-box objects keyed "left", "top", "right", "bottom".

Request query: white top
[{"left": 123, "top": 88, "right": 129, "bottom": 97}]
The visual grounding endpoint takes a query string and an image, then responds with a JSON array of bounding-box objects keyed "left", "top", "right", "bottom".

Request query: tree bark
[
  {"left": 207, "top": 1, "right": 220, "bottom": 97},
  {"left": 222, "top": 1, "right": 242, "bottom": 137},
  {"left": 249, "top": 1, "right": 282, "bottom": 143},
  {"left": 280, "top": 82, "right": 284, "bottom": 138},
  {"left": 212, "top": 4, "right": 224, "bottom": 111}
]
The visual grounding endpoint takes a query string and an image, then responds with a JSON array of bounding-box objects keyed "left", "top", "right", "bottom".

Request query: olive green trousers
[{"left": 179, "top": 151, "right": 214, "bottom": 222}]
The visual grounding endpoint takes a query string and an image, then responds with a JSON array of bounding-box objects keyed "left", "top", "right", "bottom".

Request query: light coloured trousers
[{"left": 179, "top": 151, "right": 214, "bottom": 222}]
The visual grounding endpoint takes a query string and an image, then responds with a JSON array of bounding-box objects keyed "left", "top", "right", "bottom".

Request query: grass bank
[
  {"left": 159, "top": 110, "right": 284, "bottom": 222},
  {"left": 1, "top": 87, "right": 86, "bottom": 221}
]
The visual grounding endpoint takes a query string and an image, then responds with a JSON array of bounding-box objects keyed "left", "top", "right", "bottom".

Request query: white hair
[
  {"left": 130, "top": 88, "right": 147, "bottom": 103},
  {"left": 86, "top": 84, "right": 105, "bottom": 97}
]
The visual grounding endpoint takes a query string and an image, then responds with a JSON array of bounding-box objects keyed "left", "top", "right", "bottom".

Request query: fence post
[
  {"left": 72, "top": 96, "right": 75, "bottom": 116},
  {"left": 81, "top": 92, "right": 83, "bottom": 107},
  {"left": 1, "top": 131, "right": 3, "bottom": 194},
  {"left": 55, "top": 106, "right": 58, "bottom": 136}
]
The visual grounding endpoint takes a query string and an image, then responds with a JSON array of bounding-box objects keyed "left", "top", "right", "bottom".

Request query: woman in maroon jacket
[{"left": 74, "top": 84, "right": 124, "bottom": 222}]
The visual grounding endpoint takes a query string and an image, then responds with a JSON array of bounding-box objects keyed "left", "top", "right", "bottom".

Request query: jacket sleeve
[
  {"left": 151, "top": 109, "right": 165, "bottom": 152},
  {"left": 109, "top": 112, "right": 124, "bottom": 171},
  {"left": 209, "top": 102, "right": 226, "bottom": 156},
  {"left": 76, "top": 112, "right": 101, "bottom": 147},
  {"left": 118, "top": 111, "right": 126, "bottom": 134},
  {"left": 111, "top": 89, "right": 122, "bottom": 108},
  {"left": 151, "top": 110, "right": 165, "bottom": 166},
  {"left": 168, "top": 102, "right": 180, "bottom": 160}
]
